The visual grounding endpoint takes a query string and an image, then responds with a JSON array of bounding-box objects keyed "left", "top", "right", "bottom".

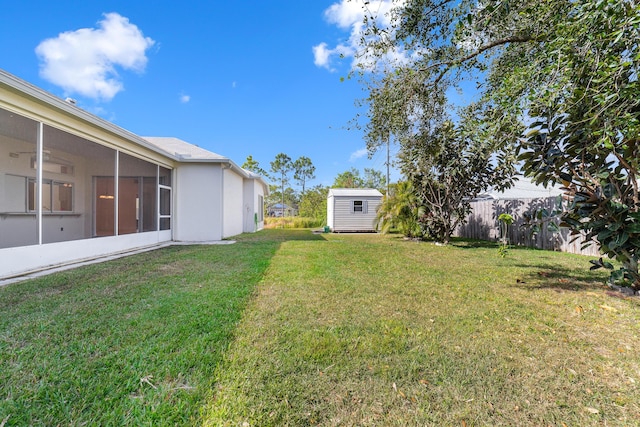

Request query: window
[
  {"left": 159, "top": 166, "right": 172, "bottom": 231},
  {"left": 159, "top": 187, "right": 171, "bottom": 230},
  {"left": 28, "top": 178, "right": 73, "bottom": 212},
  {"left": 353, "top": 200, "right": 363, "bottom": 213},
  {"left": 258, "top": 195, "right": 264, "bottom": 221}
]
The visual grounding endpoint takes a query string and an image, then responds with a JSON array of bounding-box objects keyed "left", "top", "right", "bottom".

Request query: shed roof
[{"left": 328, "top": 188, "right": 383, "bottom": 197}]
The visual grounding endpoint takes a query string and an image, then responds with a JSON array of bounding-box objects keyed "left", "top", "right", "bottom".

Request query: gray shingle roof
[{"left": 142, "top": 137, "right": 228, "bottom": 161}]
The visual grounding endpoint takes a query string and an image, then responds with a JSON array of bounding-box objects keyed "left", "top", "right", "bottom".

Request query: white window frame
[
  {"left": 352, "top": 200, "right": 367, "bottom": 213},
  {"left": 28, "top": 177, "right": 74, "bottom": 213}
]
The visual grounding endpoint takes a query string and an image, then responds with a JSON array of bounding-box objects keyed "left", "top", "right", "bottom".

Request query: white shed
[{"left": 327, "top": 188, "right": 383, "bottom": 232}]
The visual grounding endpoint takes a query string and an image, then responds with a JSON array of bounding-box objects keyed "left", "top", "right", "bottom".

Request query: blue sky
[{"left": 0, "top": 1, "right": 403, "bottom": 187}]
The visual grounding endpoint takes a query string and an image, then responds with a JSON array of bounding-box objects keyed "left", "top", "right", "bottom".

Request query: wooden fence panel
[{"left": 455, "top": 197, "right": 600, "bottom": 256}]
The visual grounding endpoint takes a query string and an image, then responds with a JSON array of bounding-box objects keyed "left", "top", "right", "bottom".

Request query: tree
[
  {"left": 333, "top": 168, "right": 364, "bottom": 188},
  {"left": 362, "top": 168, "right": 386, "bottom": 192},
  {"left": 298, "top": 185, "right": 329, "bottom": 222},
  {"left": 515, "top": 1, "right": 640, "bottom": 290},
  {"left": 242, "top": 155, "right": 268, "bottom": 178},
  {"left": 270, "top": 153, "right": 293, "bottom": 217},
  {"left": 293, "top": 156, "right": 316, "bottom": 194},
  {"left": 404, "top": 117, "right": 515, "bottom": 244},
  {"left": 376, "top": 181, "right": 423, "bottom": 238},
  {"left": 355, "top": 0, "right": 640, "bottom": 289},
  {"left": 267, "top": 184, "right": 298, "bottom": 216}
]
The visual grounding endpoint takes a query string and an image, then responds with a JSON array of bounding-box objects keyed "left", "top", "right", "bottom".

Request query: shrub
[{"left": 264, "top": 217, "right": 323, "bottom": 229}]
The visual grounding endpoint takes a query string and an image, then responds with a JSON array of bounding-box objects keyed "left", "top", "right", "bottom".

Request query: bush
[{"left": 264, "top": 217, "right": 323, "bottom": 229}]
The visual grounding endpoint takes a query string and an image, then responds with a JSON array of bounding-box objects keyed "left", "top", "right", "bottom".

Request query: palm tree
[{"left": 376, "top": 181, "right": 425, "bottom": 238}]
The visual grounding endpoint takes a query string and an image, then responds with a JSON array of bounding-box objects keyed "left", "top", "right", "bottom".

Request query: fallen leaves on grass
[{"left": 392, "top": 382, "right": 406, "bottom": 398}]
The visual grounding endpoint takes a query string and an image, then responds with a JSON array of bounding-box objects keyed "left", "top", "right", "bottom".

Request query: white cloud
[
  {"left": 313, "top": 0, "right": 411, "bottom": 72},
  {"left": 35, "top": 13, "right": 155, "bottom": 101},
  {"left": 312, "top": 42, "right": 355, "bottom": 71},
  {"left": 312, "top": 42, "right": 332, "bottom": 68},
  {"left": 349, "top": 147, "right": 368, "bottom": 162},
  {"left": 179, "top": 94, "right": 190, "bottom": 103}
]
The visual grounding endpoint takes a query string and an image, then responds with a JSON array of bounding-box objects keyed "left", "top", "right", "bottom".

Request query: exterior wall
[
  {"left": 222, "top": 168, "right": 244, "bottom": 238},
  {"left": 330, "top": 196, "right": 381, "bottom": 232},
  {"left": 174, "top": 163, "right": 222, "bottom": 241},
  {"left": 327, "top": 194, "right": 335, "bottom": 230},
  {"left": 242, "top": 179, "right": 265, "bottom": 233}
]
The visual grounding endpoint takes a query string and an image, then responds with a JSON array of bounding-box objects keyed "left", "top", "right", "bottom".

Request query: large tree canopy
[{"left": 358, "top": 0, "right": 640, "bottom": 289}]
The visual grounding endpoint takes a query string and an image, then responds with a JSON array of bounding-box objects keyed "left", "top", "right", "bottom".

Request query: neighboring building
[
  {"left": 474, "top": 176, "right": 564, "bottom": 200},
  {"left": 268, "top": 203, "right": 296, "bottom": 217},
  {"left": 0, "top": 69, "right": 267, "bottom": 280},
  {"left": 327, "top": 188, "right": 383, "bottom": 232}
]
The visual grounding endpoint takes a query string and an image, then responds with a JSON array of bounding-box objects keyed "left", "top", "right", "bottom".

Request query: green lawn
[{"left": 1, "top": 230, "right": 639, "bottom": 426}]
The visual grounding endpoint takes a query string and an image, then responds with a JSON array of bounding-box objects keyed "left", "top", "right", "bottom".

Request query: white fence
[{"left": 455, "top": 197, "right": 601, "bottom": 256}]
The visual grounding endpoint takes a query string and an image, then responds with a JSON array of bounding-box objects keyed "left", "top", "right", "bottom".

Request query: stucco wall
[
  {"left": 222, "top": 168, "right": 244, "bottom": 238},
  {"left": 174, "top": 163, "right": 222, "bottom": 241},
  {"left": 243, "top": 179, "right": 266, "bottom": 233}
]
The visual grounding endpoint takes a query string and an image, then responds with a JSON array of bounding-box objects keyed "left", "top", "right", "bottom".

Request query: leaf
[
  {"left": 585, "top": 407, "right": 600, "bottom": 414},
  {"left": 625, "top": 222, "right": 640, "bottom": 234},
  {"left": 599, "top": 305, "right": 618, "bottom": 312}
]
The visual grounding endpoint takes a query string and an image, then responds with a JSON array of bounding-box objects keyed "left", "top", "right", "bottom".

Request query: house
[
  {"left": 0, "top": 69, "right": 268, "bottom": 280},
  {"left": 268, "top": 203, "right": 296, "bottom": 217},
  {"left": 327, "top": 188, "right": 383, "bottom": 232},
  {"left": 474, "top": 176, "right": 564, "bottom": 200}
]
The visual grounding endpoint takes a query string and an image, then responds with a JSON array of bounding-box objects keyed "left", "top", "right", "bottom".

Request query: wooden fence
[{"left": 454, "top": 197, "right": 601, "bottom": 256}]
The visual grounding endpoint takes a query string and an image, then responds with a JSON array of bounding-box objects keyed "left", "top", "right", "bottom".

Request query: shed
[{"left": 327, "top": 188, "right": 383, "bottom": 232}]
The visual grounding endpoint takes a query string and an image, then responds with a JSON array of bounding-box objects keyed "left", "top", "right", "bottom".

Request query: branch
[{"left": 418, "top": 35, "right": 538, "bottom": 86}]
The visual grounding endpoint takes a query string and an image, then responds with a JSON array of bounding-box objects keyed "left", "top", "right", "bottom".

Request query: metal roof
[
  {"left": 475, "top": 176, "right": 563, "bottom": 200},
  {"left": 328, "top": 188, "right": 383, "bottom": 197}
]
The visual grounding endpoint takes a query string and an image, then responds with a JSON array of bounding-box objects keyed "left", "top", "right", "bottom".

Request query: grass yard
[
  {"left": 0, "top": 230, "right": 309, "bottom": 425},
  {"left": 1, "top": 230, "right": 639, "bottom": 425},
  {"left": 203, "top": 231, "right": 640, "bottom": 426}
]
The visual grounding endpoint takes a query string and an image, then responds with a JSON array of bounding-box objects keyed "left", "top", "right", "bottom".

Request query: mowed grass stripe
[
  {"left": 0, "top": 238, "right": 279, "bottom": 426},
  {"left": 204, "top": 232, "right": 640, "bottom": 426}
]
